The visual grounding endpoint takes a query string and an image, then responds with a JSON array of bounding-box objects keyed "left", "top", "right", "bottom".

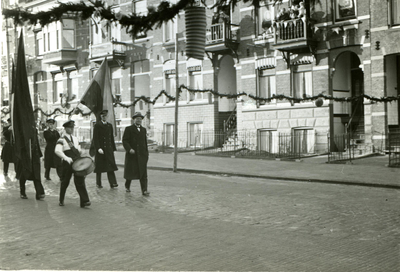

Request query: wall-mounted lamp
[
  {"left": 115, "top": 94, "right": 121, "bottom": 102},
  {"left": 375, "top": 41, "right": 380, "bottom": 50},
  {"left": 365, "top": 30, "right": 370, "bottom": 39}
]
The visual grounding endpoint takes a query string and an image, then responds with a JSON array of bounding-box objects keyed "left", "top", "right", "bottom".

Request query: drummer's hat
[
  {"left": 132, "top": 112, "right": 145, "bottom": 119},
  {"left": 99, "top": 109, "right": 108, "bottom": 116},
  {"left": 63, "top": 120, "right": 75, "bottom": 128},
  {"left": 46, "top": 118, "right": 56, "bottom": 124}
]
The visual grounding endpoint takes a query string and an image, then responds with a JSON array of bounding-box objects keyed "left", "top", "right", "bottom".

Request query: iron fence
[
  {"left": 327, "top": 134, "right": 355, "bottom": 163},
  {"left": 149, "top": 130, "right": 317, "bottom": 160},
  {"left": 388, "top": 132, "right": 400, "bottom": 167}
]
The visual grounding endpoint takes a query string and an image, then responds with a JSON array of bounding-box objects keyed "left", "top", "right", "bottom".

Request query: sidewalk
[{"left": 114, "top": 151, "right": 400, "bottom": 189}]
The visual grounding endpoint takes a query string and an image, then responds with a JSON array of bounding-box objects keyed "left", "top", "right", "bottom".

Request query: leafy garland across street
[
  {"left": 1, "top": 85, "right": 399, "bottom": 117},
  {"left": 2, "top": 0, "right": 263, "bottom": 36}
]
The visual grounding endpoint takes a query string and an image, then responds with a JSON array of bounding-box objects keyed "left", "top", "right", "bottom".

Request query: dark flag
[
  {"left": 80, "top": 58, "right": 116, "bottom": 135},
  {"left": 12, "top": 31, "right": 36, "bottom": 176}
]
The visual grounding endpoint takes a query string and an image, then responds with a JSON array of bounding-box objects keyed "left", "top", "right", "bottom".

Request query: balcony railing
[
  {"left": 89, "top": 41, "right": 126, "bottom": 59},
  {"left": 42, "top": 49, "right": 77, "bottom": 66},
  {"left": 206, "top": 22, "right": 239, "bottom": 52},
  {"left": 273, "top": 17, "right": 315, "bottom": 51}
]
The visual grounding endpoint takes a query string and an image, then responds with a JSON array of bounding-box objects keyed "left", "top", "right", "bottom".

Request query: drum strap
[{"left": 64, "top": 136, "right": 81, "bottom": 161}]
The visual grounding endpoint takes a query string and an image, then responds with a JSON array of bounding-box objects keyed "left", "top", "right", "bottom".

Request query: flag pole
[{"left": 173, "top": 32, "right": 179, "bottom": 172}]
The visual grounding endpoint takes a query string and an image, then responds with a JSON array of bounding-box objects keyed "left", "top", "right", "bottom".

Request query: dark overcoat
[
  {"left": 43, "top": 129, "right": 61, "bottom": 168},
  {"left": 93, "top": 121, "right": 118, "bottom": 173},
  {"left": 17, "top": 132, "right": 42, "bottom": 180},
  {"left": 122, "top": 125, "right": 148, "bottom": 180},
  {"left": 1, "top": 126, "right": 14, "bottom": 163}
]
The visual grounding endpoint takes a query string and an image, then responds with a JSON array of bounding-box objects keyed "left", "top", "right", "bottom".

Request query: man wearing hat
[
  {"left": 43, "top": 118, "right": 62, "bottom": 180},
  {"left": 92, "top": 109, "right": 118, "bottom": 189},
  {"left": 55, "top": 120, "right": 91, "bottom": 208},
  {"left": 1, "top": 118, "right": 15, "bottom": 177},
  {"left": 122, "top": 112, "right": 149, "bottom": 196}
]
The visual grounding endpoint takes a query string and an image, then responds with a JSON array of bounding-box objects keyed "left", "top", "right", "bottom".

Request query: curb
[{"left": 116, "top": 163, "right": 400, "bottom": 190}]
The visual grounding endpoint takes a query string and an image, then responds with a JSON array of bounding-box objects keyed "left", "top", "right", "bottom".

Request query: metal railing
[
  {"left": 274, "top": 17, "right": 308, "bottom": 43},
  {"left": 388, "top": 132, "right": 400, "bottom": 167},
  {"left": 206, "top": 22, "right": 239, "bottom": 44},
  {"left": 327, "top": 133, "right": 355, "bottom": 163}
]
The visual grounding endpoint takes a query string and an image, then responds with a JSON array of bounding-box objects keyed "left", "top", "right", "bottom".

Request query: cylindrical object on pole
[{"left": 185, "top": 6, "right": 206, "bottom": 60}]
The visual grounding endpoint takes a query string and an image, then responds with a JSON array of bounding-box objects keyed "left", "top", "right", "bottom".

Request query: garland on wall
[{"left": 1, "top": 85, "right": 399, "bottom": 117}]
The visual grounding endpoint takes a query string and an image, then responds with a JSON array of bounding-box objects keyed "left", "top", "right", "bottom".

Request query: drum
[{"left": 72, "top": 157, "right": 95, "bottom": 177}]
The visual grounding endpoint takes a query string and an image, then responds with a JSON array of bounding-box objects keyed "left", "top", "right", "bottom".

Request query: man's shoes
[
  {"left": 59, "top": 202, "right": 64, "bottom": 206},
  {"left": 80, "top": 201, "right": 91, "bottom": 208},
  {"left": 142, "top": 191, "right": 150, "bottom": 196},
  {"left": 96, "top": 184, "right": 103, "bottom": 189},
  {"left": 111, "top": 183, "right": 119, "bottom": 188},
  {"left": 36, "top": 194, "right": 45, "bottom": 200},
  {"left": 125, "top": 188, "right": 131, "bottom": 192},
  {"left": 20, "top": 194, "right": 28, "bottom": 199}
]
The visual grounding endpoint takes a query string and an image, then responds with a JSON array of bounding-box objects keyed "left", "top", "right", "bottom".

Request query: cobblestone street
[{"left": 0, "top": 165, "right": 399, "bottom": 271}]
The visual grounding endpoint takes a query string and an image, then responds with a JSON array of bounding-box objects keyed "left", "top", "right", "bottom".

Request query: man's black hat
[
  {"left": 63, "top": 120, "right": 75, "bottom": 128},
  {"left": 132, "top": 112, "right": 145, "bottom": 119},
  {"left": 46, "top": 119, "right": 56, "bottom": 124},
  {"left": 100, "top": 109, "right": 108, "bottom": 116}
]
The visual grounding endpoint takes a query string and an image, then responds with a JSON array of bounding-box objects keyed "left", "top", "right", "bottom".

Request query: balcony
[
  {"left": 272, "top": 17, "right": 316, "bottom": 52},
  {"left": 89, "top": 40, "right": 126, "bottom": 67},
  {"left": 206, "top": 22, "right": 239, "bottom": 53},
  {"left": 42, "top": 49, "right": 77, "bottom": 66}
]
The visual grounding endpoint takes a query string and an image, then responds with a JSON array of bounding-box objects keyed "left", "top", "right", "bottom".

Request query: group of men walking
[{"left": 1, "top": 111, "right": 150, "bottom": 208}]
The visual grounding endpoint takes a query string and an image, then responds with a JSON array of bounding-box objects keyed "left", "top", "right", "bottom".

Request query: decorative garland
[
  {"left": 2, "top": 85, "right": 399, "bottom": 117},
  {"left": 2, "top": 0, "right": 262, "bottom": 36}
]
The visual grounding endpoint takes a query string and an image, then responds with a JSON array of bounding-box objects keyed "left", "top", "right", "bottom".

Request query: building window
[
  {"left": 111, "top": 67, "right": 121, "bottom": 96},
  {"left": 52, "top": 73, "right": 64, "bottom": 103},
  {"left": 164, "top": 123, "right": 175, "bottom": 146},
  {"left": 258, "top": 69, "right": 276, "bottom": 105},
  {"left": 293, "top": 128, "right": 315, "bottom": 154},
  {"left": 163, "top": 19, "right": 176, "bottom": 43},
  {"left": 334, "top": 0, "right": 356, "bottom": 21},
  {"left": 258, "top": 129, "right": 278, "bottom": 153},
  {"left": 133, "top": 0, "right": 148, "bottom": 38},
  {"left": 188, "top": 122, "right": 203, "bottom": 147},
  {"left": 188, "top": 71, "right": 203, "bottom": 101},
  {"left": 91, "top": 18, "right": 111, "bottom": 44},
  {"left": 133, "top": 60, "right": 150, "bottom": 99},
  {"left": 35, "top": 31, "right": 44, "bottom": 56},
  {"left": 292, "top": 66, "right": 312, "bottom": 100},
  {"left": 256, "top": 3, "right": 274, "bottom": 36},
  {"left": 389, "top": 0, "right": 400, "bottom": 26},
  {"left": 43, "top": 19, "right": 75, "bottom": 52},
  {"left": 164, "top": 72, "right": 176, "bottom": 103}
]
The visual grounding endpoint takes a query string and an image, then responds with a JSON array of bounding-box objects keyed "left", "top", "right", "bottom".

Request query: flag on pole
[
  {"left": 12, "top": 31, "right": 36, "bottom": 175},
  {"left": 80, "top": 58, "right": 116, "bottom": 136}
]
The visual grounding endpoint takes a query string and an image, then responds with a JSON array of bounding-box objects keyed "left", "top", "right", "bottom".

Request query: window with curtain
[
  {"left": 334, "top": 0, "right": 356, "bottom": 21},
  {"left": 293, "top": 70, "right": 312, "bottom": 100},
  {"left": 164, "top": 124, "right": 175, "bottom": 146},
  {"left": 35, "top": 31, "right": 44, "bottom": 56},
  {"left": 43, "top": 19, "right": 75, "bottom": 52},
  {"left": 163, "top": 19, "right": 176, "bottom": 42},
  {"left": 188, "top": 71, "right": 203, "bottom": 101},
  {"left": 258, "top": 129, "right": 278, "bottom": 153},
  {"left": 257, "top": 3, "right": 274, "bottom": 36},
  {"left": 389, "top": 0, "right": 400, "bottom": 26},
  {"left": 111, "top": 68, "right": 121, "bottom": 96},
  {"left": 164, "top": 73, "right": 176, "bottom": 103},
  {"left": 133, "top": 60, "right": 150, "bottom": 98},
  {"left": 91, "top": 18, "right": 111, "bottom": 44},
  {"left": 258, "top": 69, "right": 276, "bottom": 105},
  {"left": 188, "top": 122, "right": 203, "bottom": 147}
]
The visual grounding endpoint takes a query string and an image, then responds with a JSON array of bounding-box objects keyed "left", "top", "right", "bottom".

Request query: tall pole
[{"left": 173, "top": 32, "right": 179, "bottom": 172}]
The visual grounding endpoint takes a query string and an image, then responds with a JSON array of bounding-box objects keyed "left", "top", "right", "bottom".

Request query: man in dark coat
[
  {"left": 122, "top": 112, "right": 149, "bottom": 196},
  {"left": 19, "top": 129, "right": 45, "bottom": 200},
  {"left": 43, "top": 118, "right": 62, "bottom": 180},
  {"left": 1, "top": 118, "right": 15, "bottom": 176},
  {"left": 93, "top": 110, "right": 118, "bottom": 189}
]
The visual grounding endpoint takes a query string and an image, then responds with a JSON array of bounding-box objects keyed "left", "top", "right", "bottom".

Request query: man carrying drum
[{"left": 55, "top": 120, "right": 91, "bottom": 208}]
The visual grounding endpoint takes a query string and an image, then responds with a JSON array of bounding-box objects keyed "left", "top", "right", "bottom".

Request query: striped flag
[{"left": 80, "top": 58, "right": 116, "bottom": 136}]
